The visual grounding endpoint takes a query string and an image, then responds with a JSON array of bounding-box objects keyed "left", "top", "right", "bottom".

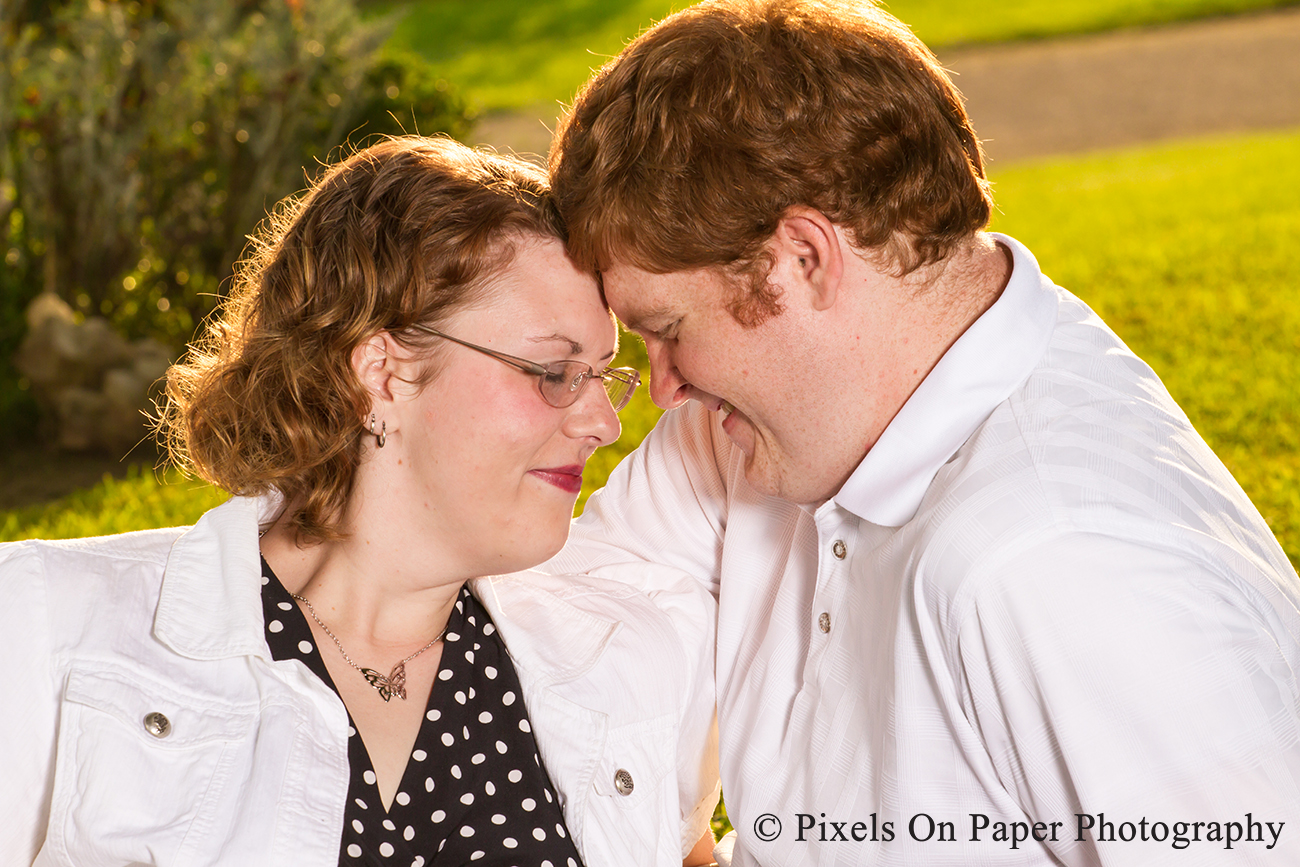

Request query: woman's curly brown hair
[{"left": 158, "top": 136, "right": 565, "bottom": 541}]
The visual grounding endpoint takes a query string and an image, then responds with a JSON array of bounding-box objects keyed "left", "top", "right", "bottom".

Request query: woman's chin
[{"left": 488, "top": 525, "right": 570, "bottom": 575}]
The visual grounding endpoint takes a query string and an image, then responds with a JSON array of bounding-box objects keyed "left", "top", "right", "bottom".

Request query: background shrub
[{"left": 0, "top": 0, "right": 474, "bottom": 442}]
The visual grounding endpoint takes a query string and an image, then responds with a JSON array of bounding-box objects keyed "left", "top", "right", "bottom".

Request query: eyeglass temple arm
[
  {"left": 406, "top": 323, "right": 549, "bottom": 376},
  {"left": 409, "top": 322, "right": 639, "bottom": 386}
]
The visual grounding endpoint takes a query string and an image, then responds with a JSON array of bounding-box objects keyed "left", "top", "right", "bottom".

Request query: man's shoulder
[{"left": 909, "top": 304, "right": 1298, "bottom": 628}]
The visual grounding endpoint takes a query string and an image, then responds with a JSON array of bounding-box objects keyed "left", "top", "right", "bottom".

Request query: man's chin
[
  {"left": 743, "top": 457, "right": 836, "bottom": 507},
  {"left": 741, "top": 455, "right": 786, "bottom": 501}
]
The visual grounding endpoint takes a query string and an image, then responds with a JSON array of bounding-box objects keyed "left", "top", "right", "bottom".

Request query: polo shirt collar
[{"left": 832, "top": 233, "right": 1059, "bottom": 527}]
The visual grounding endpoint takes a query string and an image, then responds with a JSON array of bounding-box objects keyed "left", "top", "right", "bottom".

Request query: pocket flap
[{"left": 64, "top": 665, "right": 256, "bottom": 748}]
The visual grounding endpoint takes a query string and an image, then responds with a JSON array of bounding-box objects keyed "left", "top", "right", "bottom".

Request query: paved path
[
  {"left": 945, "top": 6, "right": 1300, "bottom": 166},
  {"left": 473, "top": 7, "right": 1300, "bottom": 165}
]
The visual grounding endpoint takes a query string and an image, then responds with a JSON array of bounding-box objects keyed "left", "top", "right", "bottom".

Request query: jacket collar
[
  {"left": 154, "top": 494, "right": 281, "bottom": 661},
  {"left": 470, "top": 571, "right": 621, "bottom": 687},
  {"left": 153, "top": 495, "right": 622, "bottom": 679},
  {"left": 832, "top": 234, "right": 1060, "bottom": 527}
]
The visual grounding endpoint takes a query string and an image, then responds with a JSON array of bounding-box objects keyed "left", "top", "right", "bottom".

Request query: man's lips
[
  {"left": 529, "top": 465, "right": 584, "bottom": 494},
  {"left": 715, "top": 400, "right": 750, "bottom": 452},
  {"left": 720, "top": 404, "right": 741, "bottom": 436}
]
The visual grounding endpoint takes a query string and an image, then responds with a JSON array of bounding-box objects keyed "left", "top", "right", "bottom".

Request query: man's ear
[{"left": 772, "top": 207, "right": 843, "bottom": 312}]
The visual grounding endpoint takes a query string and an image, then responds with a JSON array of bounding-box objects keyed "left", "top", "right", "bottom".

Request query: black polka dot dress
[{"left": 261, "top": 559, "right": 585, "bottom": 867}]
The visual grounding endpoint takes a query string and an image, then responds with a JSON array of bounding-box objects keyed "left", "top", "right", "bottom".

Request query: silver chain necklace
[{"left": 291, "top": 593, "right": 448, "bottom": 702}]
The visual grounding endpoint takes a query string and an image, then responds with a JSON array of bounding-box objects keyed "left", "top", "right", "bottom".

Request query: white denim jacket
[{"left": 0, "top": 495, "right": 719, "bottom": 867}]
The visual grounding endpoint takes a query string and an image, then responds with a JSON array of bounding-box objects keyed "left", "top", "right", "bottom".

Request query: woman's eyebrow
[
  {"left": 527, "top": 334, "right": 584, "bottom": 354},
  {"left": 527, "top": 333, "right": 616, "bottom": 362}
]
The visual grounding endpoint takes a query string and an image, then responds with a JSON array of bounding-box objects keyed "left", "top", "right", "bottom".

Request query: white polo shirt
[{"left": 549, "top": 234, "right": 1300, "bottom": 866}]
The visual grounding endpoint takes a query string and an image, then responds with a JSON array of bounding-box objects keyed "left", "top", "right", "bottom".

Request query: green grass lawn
[
  {"left": 378, "top": 0, "right": 1300, "bottom": 112},
  {"left": 4, "top": 126, "right": 1300, "bottom": 574},
  {"left": 0, "top": 466, "right": 228, "bottom": 543}
]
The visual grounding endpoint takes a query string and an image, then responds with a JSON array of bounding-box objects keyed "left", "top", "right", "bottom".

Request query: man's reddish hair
[{"left": 549, "top": 0, "right": 993, "bottom": 325}]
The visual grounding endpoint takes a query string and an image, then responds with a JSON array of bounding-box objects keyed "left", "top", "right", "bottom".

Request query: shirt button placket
[{"left": 818, "top": 538, "right": 847, "bottom": 635}]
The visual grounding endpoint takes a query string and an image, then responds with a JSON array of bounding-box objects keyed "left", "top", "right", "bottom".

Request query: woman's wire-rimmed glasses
[{"left": 406, "top": 323, "right": 642, "bottom": 411}]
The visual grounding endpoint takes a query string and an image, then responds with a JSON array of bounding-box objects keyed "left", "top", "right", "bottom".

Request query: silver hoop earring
[{"left": 377, "top": 421, "right": 386, "bottom": 449}]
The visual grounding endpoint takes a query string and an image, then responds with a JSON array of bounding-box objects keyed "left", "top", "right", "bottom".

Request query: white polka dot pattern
[{"left": 260, "top": 568, "right": 583, "bottom": 866}]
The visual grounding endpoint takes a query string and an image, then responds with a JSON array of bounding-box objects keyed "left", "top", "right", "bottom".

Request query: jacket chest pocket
[
  {"left": 41, "top": 666, "right": 257, "bottom": 867},
  {"left": 585, "top": 714, "right": 680, "bottom": 864}
]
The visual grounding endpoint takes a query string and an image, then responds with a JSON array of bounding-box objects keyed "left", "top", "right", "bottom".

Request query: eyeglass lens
[
  {"left": 602, "top": 373, "right": 636, "bottom": 411},
  {"left": 537, "top": 362, "right": 637, "bottom": 411}
]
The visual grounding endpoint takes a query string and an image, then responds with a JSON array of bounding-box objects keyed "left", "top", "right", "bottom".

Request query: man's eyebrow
[{"left": 526, "top": 333, "right": 616, "bottom": 362}]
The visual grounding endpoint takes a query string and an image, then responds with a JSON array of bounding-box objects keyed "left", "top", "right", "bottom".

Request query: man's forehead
[
  {"left": 598, "top": 263, "right": 671, "bottom": 311},
  {"left": 600, "top": 262, "right": 713, "bottom": 309}
]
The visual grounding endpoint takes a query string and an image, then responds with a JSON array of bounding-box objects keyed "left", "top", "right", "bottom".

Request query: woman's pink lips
[{"left": 530, "top": 465, "right": 584, "bottom": 494}]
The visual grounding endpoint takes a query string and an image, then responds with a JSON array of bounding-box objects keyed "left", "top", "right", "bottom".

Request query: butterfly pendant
[{"left": 361, "top": 662, "right": 408, "bottom": 702}]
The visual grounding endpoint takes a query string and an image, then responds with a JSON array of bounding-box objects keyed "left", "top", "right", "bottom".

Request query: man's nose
[{"left": 644, "top": 338, "right": 691, "bottom": 409}]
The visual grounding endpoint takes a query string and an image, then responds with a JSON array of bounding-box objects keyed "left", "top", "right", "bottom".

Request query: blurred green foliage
[
  {"left": 0, "top": 0, "right": 473, "bottom": 444},
  {"left": 381, "top": 0, "right": 1300, "bottom": 112}
]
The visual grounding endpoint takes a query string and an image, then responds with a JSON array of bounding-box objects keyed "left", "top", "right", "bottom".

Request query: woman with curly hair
[{"left": 0, "top": 136, "right": 719, "bottom": 867}]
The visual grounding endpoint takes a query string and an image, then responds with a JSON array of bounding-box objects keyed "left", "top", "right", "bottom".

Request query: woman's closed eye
[{"left": 540, "top": 362, "right": 592, "bottom": 394}]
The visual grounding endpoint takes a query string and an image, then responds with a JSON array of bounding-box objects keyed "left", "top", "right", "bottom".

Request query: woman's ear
[{"left": 351, "top": 331, "right": 401, "bottom": 420}]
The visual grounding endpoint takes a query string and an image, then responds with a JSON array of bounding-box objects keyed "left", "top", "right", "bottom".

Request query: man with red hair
[{"left": 547, "top": 1, "right": 1300, "bottom": 864}]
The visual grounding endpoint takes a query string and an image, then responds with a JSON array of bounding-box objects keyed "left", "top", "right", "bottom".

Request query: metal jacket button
[
  {"left": 143, "top": 712, "right": 171, "bottom": 739},
  {"left": 614, "top": 768, "right": 634, "bottom": 796},
  {"left": 818, "top": 612, "right": 831, "bottom": 634},
  {"left": 832, "top": 540, "right": 847, "bottom": 560}
]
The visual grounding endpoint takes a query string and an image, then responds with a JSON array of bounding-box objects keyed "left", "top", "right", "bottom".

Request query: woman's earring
[{"left": 369, "top": 413, "right": 386, "bottom": 448}]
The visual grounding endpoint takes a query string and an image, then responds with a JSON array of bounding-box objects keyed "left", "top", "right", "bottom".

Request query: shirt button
[
  {"left": 832, "top": 540, "right": 847, "bottom": 560},
  {"left": 818, "top": 612, "right": 831, "bottom": 634},
  {"left": 614, "top": 769, "right": 634, "bottom": 796},
  {"left": 143, "top": 712, "right": 171, "bottom": 739}
]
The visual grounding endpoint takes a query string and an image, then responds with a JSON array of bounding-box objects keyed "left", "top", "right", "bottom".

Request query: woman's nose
[{"left": 565, "top": 378, "right": 622, "bottom": 446}]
